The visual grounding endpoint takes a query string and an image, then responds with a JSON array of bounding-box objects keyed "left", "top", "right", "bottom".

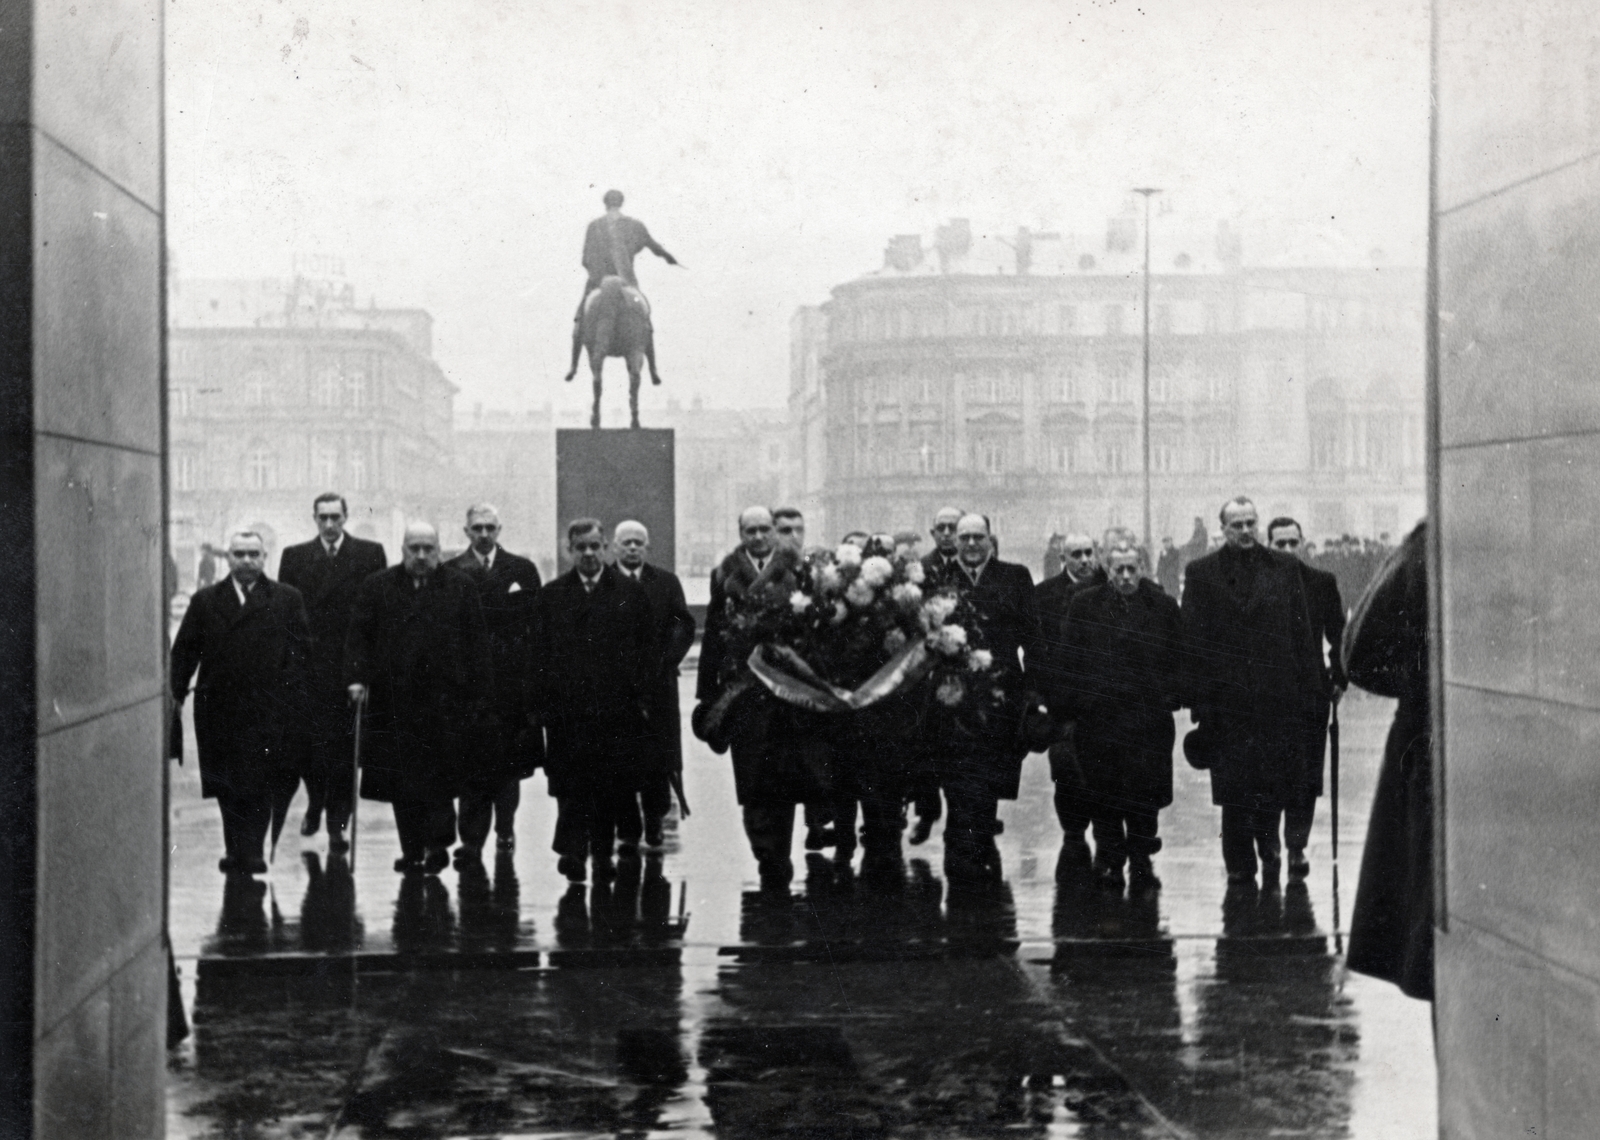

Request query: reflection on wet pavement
[{"left": 168, "top": 683, "right": 1434, "bottom": 1138}]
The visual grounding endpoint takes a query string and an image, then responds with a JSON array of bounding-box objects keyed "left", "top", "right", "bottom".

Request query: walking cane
[
  {"left": 1330, "top": 696, "right": 1343, "bottom": 954},
  {"left": 349, "top": 689, "right": 367, "bottom": 872}
]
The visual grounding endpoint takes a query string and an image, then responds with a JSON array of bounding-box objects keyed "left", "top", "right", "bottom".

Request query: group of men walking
[
  {"left": 171, "top": 495, "right": 692, "bottom": 881},
  {"left": 693, "top": 495, "right": 1347, "bottom": 896}
]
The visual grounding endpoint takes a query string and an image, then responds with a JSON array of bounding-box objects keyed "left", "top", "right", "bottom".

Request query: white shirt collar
[
  {"left": 230, "top": 575, "right": 256, "bottom": 605},
  {"left": 579, "top": 567, "right": 603, "bottom": 588},
  {"left": 745, "top": 549, "right": 768, "bottom": 574},
  {"left": 619, "top": 563, "right": 642, "bottom": 579},
  {"left": 473, "top": 546, "right": 497, "bottom": 570},
  {"left": 323, "top": 533, "right": 345, "bottom": 556}
]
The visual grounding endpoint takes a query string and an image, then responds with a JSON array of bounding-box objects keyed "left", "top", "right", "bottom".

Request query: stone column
[{"left": 0, "top": 2, "right": 167, "bottom": 1135}]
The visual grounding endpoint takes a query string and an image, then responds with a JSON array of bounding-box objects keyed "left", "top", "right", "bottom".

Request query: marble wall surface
[
  {"left": 1435, "top": 2, "right": 1600, "bottom": 1135},
  {"left": 0, "top": 1, "right": 167, "bottom": 1135}
]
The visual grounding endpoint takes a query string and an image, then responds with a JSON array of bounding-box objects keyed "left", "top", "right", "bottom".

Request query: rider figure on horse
[{"left": 572, "top": 189, "right": 676, "bottom": 348}]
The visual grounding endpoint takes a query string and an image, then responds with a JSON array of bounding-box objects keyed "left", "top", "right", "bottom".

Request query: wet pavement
[{"left": 167, "top": 679, "right": 1436, "bottom": 1138}]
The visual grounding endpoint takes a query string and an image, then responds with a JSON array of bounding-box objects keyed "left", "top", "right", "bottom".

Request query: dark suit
[
  {"left": 170, "top": 576, "right": 311, "bottom": 868},
  {"left": 533, "top": 565, "right": 657, "bottom": 867},
  {"left": 1032, "top": 565, "right": 1109, "bottom": 852},
  {"left": 344, "top": 565, "right": 493, "bottom": 864},
  {"left": 1280, "top": 560, "right": 1349, "bottom": 857},
  {"left": 1181, "top": 543, "right": 1323, "bottom": 878},
  {"left": 618, "top": 561, "right": 695, "bottom": 841},
  {"left": 935, "top": 556, "right": 1041, "bottom": 881},
  {"left": 1058, "top": 581, "right": 1184, "bottom": 872},
  {"left": 277, "top": 533, "right": 387, "bottom": 834},
  {"left": 448, "top": 546, "right": 543, "bottom": 851},
  {"left": 919, "top": 549, "right": 964, "bottom": 593}
]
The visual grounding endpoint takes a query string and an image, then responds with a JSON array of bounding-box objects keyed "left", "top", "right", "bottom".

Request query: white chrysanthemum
[
  {"left": 890, "top": 582, "right": 923, "bottom": 611},
  {"left": 835, "top": 543, "right": 863, "bottom": 567},
  {"left": 883, "top": 628, "right": 908, "bottom": 653},
  {"left": 936, "top": 676, "right": 965, "bottom": 707},
  {"left": 830, "top": 600, "right": 849, "bottom": 625},
  {"left": 845, "top": 579, "right": 875, "bottom": 607},
  {"left": 817, "top": 564, "right": 843, "bottom": 594},
  {"left": 859, "top": 556, "right": 894, "bottom": 587},
  {"left": 929, "top": 624, "right": 968, "bottom": 656},
  {"left": 789, "top": 590, "right": 811, "bottom": 614},
  {"left": 968, "top": 648, "right": 994, "bottom": 671},
  {"left": 905, "top": 560, "right": 926, "bottom": 585}
]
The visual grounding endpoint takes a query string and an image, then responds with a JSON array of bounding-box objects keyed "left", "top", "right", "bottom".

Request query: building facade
[
  {"left": 791, "top": 220, "right": 1425, "bottom": 571},
  {"left": 167, "top": 275, "right": 457, "bottom": 584}
]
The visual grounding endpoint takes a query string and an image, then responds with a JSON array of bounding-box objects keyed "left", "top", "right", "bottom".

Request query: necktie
[{"left": 325, "top": 543, "right": 337, "bottom": 559}]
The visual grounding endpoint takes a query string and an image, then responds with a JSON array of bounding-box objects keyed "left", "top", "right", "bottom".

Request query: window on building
[
  {"left": 1204, "top": 302, "right": 1223, "bottom": 333},
  {"left": 1099, "top": 437, "right": 1128, "bottom": 473},
  {"left": 1049, "top": 437, "right": 1078, "bottom": 472},
  {"left": 349, "top": 450, "right": 367, "bottom": 490},
  {"left": 173, "top": 453, "right": 197, "bottom": 491},
  {"left": 915, "top": 439, "right": 940, "bottom": 474},
  {"left": 1206, "top": 372, "right": 1228, "bottom": 402},
  {"left": 1152, "top": 443, "right": 1176, "bottom": 472},
  {"left": 315, "top": 449, "right": 338, "bottom": 487},
  {"left": 1059, "top": 305, "right": 1077, "bottom": 334},
  {"left": 314, "top": 367, "right": 341, "bottom": 406},
  {"left": 1365, "top": 419, "right": 1398, "bottom": 469},
  {"left": 246, "top": 447, "right": 276, "bottom": 490},
  {"left": 1001, "top": 308, "right": 1019, "bottom": 336},
  {"left": 171, "top": 387, "right": 192, "bottom": 417},
  {"left": 1202, "top": 441, "right": 1226, "bottom": 473},
  {"left": 975, "top": 438, "right": 1004, "bottom": 474},
  {"left": 1154, "top": 305, "right": 1173, "bottom": 335},
  {"left": 346, "top": 370, "right": 368, "bottom": 408},
  {"left": 244, "top": 371, "right": 271, "bottom": 406},
  {"left": 1104, "top": 304, "right": 1124, "bottom": 336},
  {"left": 1310, "top": 418, "right": 1341, "bottom": 470},
  {"left": 1150, "top": 370, "right": 1171, "bottom": 403}
]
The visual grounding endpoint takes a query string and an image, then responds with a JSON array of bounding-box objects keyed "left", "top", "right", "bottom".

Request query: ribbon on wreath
[{"left": 747, "top": 638, "right": 932, "bottom": 714}]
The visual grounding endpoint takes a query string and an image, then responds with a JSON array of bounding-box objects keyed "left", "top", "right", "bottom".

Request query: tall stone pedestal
[{"left": 556, "top": 429, "right": 675, "bottom": 572}]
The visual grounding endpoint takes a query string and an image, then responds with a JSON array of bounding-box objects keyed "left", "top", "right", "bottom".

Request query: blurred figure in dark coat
[
  {"left": 447, "top": 503, "right": 542, "bottom": 863},
  {"left": 277, "top": 492, "right": 387, "bottom": 849},
  {"left": 1181, "top": 497, "right": 1323, "bottom": 887},
  {"left": 1344, "top": 521, "right": 1432, "bottom": 1001},
  {"left": 170, "top": 530, "right": 310, "bottom": 875},
  {"left": 534, "top": 519, "right": 657, "bottom": 884},
  {"left": 1058, "top": 542, "right": 1184, "bottom": 893},
  {"left": 1267, "top": 516, "right": 1348, "bottom": 880},
  {"left": 612, "top": 519, "right": 695, "bottom": 850},
  {"left": 1155, "top": 537, "right": 1182, "bottom": 597},
  {"left": 345, "top": 522, "right": 492, "bottom": 876}
]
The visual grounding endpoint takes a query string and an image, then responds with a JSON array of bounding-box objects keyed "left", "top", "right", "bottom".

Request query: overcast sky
[{"left": 167, "top": 0, "right": 1430, "bottom": 419}]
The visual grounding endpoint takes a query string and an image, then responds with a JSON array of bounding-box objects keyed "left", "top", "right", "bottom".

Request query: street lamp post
[{"left": 1133, "top": 187, "right": 1162, "bottom": 555}]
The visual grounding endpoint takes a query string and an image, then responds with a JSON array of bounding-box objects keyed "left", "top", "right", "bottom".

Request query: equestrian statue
[{"left": 564, "top": 189, "right": 679, "bottom": 429}]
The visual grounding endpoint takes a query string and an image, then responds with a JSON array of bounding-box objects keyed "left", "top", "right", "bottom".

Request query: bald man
[
  {"left": 345, "top": 522, "right": 493, "bottom": 876},
  {"left": 920, "top": 506, "right": 966, "bottom": 591}
]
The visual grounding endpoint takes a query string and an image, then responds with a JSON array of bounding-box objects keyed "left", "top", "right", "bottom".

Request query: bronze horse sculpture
[{"left": 564, "top": 276, "right": 662, "bottom": 429}]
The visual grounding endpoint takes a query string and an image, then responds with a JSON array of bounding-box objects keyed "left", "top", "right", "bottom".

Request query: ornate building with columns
[{"left": 790, "top": 218, "right": 1424, "bottom": 568}]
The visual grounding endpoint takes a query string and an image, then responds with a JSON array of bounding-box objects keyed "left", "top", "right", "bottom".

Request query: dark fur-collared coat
[
  {"left": 448, "top": 546, "right": 543, "bottom": 784},
  {"left": 170, "top": 576, "right": 312, "bottom": 800}
]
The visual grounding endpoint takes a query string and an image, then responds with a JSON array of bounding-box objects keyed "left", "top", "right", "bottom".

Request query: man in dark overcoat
[
  {"left": 902, "top": 505, "right": 968, "bottom": 843},
  {"left": 919, "top": 505, "right": 965, "bottom": 592},
  {"left": 1032, "top": 529, "right": 1108, "bottom": 876},
  {"left": 695, "top": 506, "right": 826, "bottom": 891},
  {"left": 170, "top": 530, "right": 311, "bottom": 875},
  {"left": 344, "top": 522, "right": 492, "bottom": 876},
  {"left": 1344, "top": 521, "right": 1432, "bottom": 1001},
  {"left": 613, "top": 519, "right": 695, "bottom": 849},
  {"left": 534, "top": 518, "right": 657, "bottom": 884},
  {"left": 1058, "top": 543, "right": 1184, "bottom": 893},
  {"left": 277, "top": 491, "right": 388, "bottom": 848},
  {"left": 1267, "top": 516, "right": 1348, "bottom": 880},
  {"left": 447, "top": 503, "right": 543, "bottom": 863},
  {"left": 1181, "top": 497, "right": 1323, "bottom": 886},
  {"left": 936, "top": 513, "right": 1042, "bottom": 885}
]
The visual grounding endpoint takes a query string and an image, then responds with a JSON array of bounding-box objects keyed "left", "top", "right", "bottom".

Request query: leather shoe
[
  {"left": 804, "top": 826, "right": 838, "bottom": 851},
  {"left": 422, "top": 846, "right": 450, "bottom": 875},
  {"left": 300, "top": 810, "right": 321, "bottom": 838},
  {"left": 496, "top": 834, "right": 516, "bottom": 853},
  {"left": 643, "top": 817, "right": 665, "bottom": 849},
  {"left": 394, "top": 856, "right": 424, "bottom": 875},
  {"left": 453, "top": 846, "right": 483, "bottom": 868},
  {"left": 1287, "top": 850, "right": 1310, "bottom": 880},
  {"left": 557, "top": 855, "right": 587, "bottom": 883}
]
